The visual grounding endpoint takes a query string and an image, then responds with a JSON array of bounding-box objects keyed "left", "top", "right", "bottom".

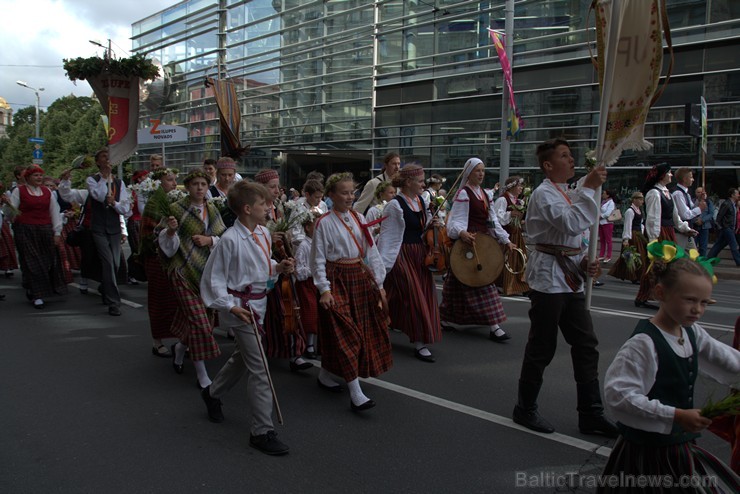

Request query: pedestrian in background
[
  {"left": 693, "top": 186, "right": 714, "bottom": 257},
  {"left": 598, "top": 189, "right": 616, "bottom": 263},
  {"left": 708, "top": 188, "right": 740, "bottom": 266}
]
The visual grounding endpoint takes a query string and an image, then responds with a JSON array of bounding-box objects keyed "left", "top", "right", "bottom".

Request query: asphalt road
[{"left": 1, "top": 271, "right": 737, "bottom": 494}]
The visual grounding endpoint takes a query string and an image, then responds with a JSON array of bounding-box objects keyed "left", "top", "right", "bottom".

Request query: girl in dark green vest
[{"left": 600, "top": 244, "right": 739, "bottom": 493}]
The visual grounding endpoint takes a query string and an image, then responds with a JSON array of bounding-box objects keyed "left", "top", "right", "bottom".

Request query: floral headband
[
  {"left": 646, "top": 240, "right": 720, "bottom": 283},
  {"left": 504, "top": 177, "right": 524, "bottom": 191},
  {"left": 324, "top": 172, "right": 354, "bottom": 196}
]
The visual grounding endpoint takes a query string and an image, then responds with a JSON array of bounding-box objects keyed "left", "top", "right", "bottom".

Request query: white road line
[
  {"left": 501, "top": 296, "right": 734, "bottom": 333},
  {"left": 360, "top": 374, "right": 613, "bottom": 457},
  {"left": 69, "top": 283, "right": 143, "bottom": 309}
]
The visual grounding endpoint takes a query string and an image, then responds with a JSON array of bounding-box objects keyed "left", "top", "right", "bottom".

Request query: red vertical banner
[{"left": 88, "top": 75, "right": 140, "bottom": 165}]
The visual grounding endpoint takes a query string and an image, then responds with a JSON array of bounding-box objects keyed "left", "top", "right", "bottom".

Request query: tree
[{"left": 0, "top": 96, "right": 107, "bottom": 185}]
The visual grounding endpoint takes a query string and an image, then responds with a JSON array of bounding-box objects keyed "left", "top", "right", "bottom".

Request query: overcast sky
[{"left": 0, "top": 0, "right": 177, "bottom": 113}]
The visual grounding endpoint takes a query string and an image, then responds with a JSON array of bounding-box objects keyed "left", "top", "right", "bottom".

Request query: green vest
[{"left": 618, "top": 319, "right": 700, "bottom": 446}]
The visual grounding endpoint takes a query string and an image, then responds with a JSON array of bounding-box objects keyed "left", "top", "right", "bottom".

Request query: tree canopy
[{"left": 0, "top": 95, "right": 107, "bottom": 186}]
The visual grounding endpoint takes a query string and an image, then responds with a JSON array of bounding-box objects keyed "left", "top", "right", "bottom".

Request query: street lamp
[{"left": 16, "top": 80, "right": 44, "bottom": 139}]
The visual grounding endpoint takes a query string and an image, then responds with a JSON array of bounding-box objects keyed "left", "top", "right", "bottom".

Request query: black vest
[
  {"left": 658, "top": 189, "right": 674, "bottom": 227},
  {"left": 209, "top": 185, "right": 236, "bottom": 228},
  {"left": 394, "top": 195, "right": 425, "bottom": 244},
  {"left": 90, "top": 175, "right": 123, "bottom": 235},
  {"left": 630, "top": 207, "right": 643, "bottom": 232},
  {"left": 618, "top": 320, "right": 700, "bottom": 446}
]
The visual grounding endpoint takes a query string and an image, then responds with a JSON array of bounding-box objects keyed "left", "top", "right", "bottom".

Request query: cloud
[{"left": 1, "top": 0, "right": 174, "bottom": 111}]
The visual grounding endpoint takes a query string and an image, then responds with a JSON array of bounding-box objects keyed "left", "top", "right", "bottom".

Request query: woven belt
[
  {"left": 330, "top": 257, "right": 362, "bottom": 265},
  {"left": 534, "top": 243, "right": 584, "bottom": 292},
  {"left": 227, "top": 287, "right": 266, "bottom": 334}
]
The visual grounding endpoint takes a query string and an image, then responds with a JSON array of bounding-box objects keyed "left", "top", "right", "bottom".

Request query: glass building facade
[{"left": 132, "top": 0, "right": 740, "bottom": 195}]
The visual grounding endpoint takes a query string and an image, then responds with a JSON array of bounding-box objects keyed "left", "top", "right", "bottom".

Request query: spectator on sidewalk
[
  {"left": 708, "top": 188, "right": 740, "bottom": 266},
  {"left": 693, "top": 186, "right": 715, "bottom": 256}
]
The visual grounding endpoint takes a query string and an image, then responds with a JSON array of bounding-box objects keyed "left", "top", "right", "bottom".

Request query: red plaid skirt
[
  {"left": 495, "top": 225, "right": 530, "bottom": 296},
  {"left": 384, "top": 243, "right": 441, "bottom": 344},
  {"left": 0, "top": 221, "right": 18, "bottom": 271},
  {"left": 295, "top": 278, "right": 319, "bottom": 335},
  {"left": 636, "top": 226, "right": 675, "bottom": 302},
  {"left": 60, "top": 221, "right": 82, "bottom": 271},
  {"left": 169, "top": 270, "right": 220, "bottom": 361},
  {"left": 440, "top": 271, "right": 506, "bottom": 326},
  {"left": 263, "top": 279, "right": 307, "bottom": 359},
  {"left": 144, "top": 256, "right": 177, "bottom": 340},
  {"left": 318, "top": 261, "right": 392, "bottom": 381}
]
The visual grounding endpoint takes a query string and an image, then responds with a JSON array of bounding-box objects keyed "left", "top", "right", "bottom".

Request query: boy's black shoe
[
  {"left": 201, "top": 386, "right": 224, "bottom": 423},
  {"left": 249, "top": 431, "right": 289, "bottom": 456},
  {"left": 512, "top": 405, "right": 555, "bottom": 434}
]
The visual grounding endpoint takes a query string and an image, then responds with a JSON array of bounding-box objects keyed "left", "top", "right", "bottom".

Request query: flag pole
[
  {"left": 498, "top": 0, "right": 515, "bottom": 187},
  {"left": 585, "top": 0, "right": 622, "bottom": 309}
]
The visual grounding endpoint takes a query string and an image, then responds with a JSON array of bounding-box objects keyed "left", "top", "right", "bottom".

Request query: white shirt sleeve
[
  {"left": 294, "top": 240, "right": 312, "bottom": 282},
  {"left": 493, "top": 196, "right": 511, "bottom": 226},
  {"left": 50, "top": 190, "right": 62, "bottom": 236},
  {"left": 377, "top": 199, "right": 404, "bottom": 270},
  {"left": 486, "top": 190, "right": 510, "bottom": 244},
  {"left": 353, "top": 177, "right": 379, "bottom": 215},
  {"left": 157, "top": 228, "right": 180, "bottom": 258},
  {"left": 672, "top": 188, "right": 700, "bottom": 222},
  {"left": 446, "top": 189, "right": 470, "bottom": 239},
  {"left": 9, "top": 188, "right": 20, "bottom": 209},
  {"left": 645, "top": 189, "right": 661, "bottom": 241},
  {"left": 672, "top": 202, "right": 691, "bottom": 233},
  {"left": 58, "top": 180, "right": 88, "bottom": 204},
  {"left": 199, "top": 235, "right": 238, "bottom": 314},
  {"left": 622, "top": 208, "right": 635, "bottom": 240},
  {"left": 310, "top": 219, "right": 330, "bottom": 294},
  {"left": 604, "top": 334, "right": 677, "bottom": 434}
]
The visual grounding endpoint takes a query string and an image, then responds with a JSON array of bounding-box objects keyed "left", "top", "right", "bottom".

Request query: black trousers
[{"left": 518, "top": 291, "right": 600, "bottom": 386}]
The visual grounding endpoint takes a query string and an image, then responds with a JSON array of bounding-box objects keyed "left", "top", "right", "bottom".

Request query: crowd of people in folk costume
[{"left": 0, "top": 138, "right": 738, "bottom": 490}]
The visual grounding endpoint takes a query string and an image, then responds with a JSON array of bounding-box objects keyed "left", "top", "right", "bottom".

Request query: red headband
[
  {"left": 216, "top": 158, "right": 236, "bottom": 170},
  {"left": 24, "top": 165, "right": 45, "bottom": 178},
  {"left": 399, "top": 165, "right": 424, "bottom": 179},
  {"left": 254, "top": 169, "right": 279, "bottom": 184}
]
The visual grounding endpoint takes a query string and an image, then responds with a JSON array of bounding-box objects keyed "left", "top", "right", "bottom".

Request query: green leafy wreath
[{"left": 63, "top": 54, "right": 159, "bottom": 81}]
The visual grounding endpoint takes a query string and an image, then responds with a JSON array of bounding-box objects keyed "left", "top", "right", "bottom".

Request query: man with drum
[
  {"left": 439, "top": 157, "right": 515, "bottom": 343},
  {"left": 512, "top": 138, "right": 618, "bottom": 437}
]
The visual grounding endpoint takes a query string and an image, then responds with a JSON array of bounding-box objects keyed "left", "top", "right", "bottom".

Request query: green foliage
[
  {"left": 0, "top": 96, "right": 107, "bottom": 185},
  {"left": 63, "top": 54, "right": 160, "bottom": 81}
]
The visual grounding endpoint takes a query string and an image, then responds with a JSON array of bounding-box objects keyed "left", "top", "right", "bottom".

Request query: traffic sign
[
  {"left": 28, "top": 137, "right": 45, "bottom": 144},
  {"left": 33, "top": 148, "right": 43, "bottom": 160}
]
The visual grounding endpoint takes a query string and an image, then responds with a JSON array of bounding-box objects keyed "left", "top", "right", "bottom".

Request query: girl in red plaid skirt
[
  {"left": 294, "top": 210, "right": 322, "bottom": 359},
  {"left": 310, "top": 173, "right": 392, "bottom": 411}
]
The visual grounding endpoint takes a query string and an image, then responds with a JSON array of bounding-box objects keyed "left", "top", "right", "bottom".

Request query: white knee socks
[
  {"left": 193, "top": 360, "right": 211, "bottom": 389},
  {"left": 346, "top": 378, "right": 370, "bottom": 406}
]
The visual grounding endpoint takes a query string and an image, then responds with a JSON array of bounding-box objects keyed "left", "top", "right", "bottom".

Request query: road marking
[
  {"left": 502, "top": 296, "right": 734, "bottom": 333},
  {"left": 69, "top": 283, "right": 143, "bottom": 309},
  {"left": 360, "top": 374, "right": 613, "bottom": 458}
]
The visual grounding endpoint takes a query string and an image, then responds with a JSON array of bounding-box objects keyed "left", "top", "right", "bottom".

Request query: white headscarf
[{"left": 454, "top": 157, "right": 484, "bottom": 200}]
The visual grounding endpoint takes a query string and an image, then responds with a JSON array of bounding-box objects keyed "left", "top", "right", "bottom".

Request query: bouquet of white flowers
[
  {"left": 208, "top": 195, "right": 227, "bottom": 210},
  {"left": 167, "top": 188, "right": 187, "bottom": 203},
  {"left": 267, "top": 200, "right": 310, "bottom": 233},
  {"left": 130, "top": 177, "right": 161, "bottom": 201}
]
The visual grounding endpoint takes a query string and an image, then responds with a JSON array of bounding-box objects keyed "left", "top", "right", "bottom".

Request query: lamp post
[{"left": 16, "top": 80, "right": 44, "bottom": 139}]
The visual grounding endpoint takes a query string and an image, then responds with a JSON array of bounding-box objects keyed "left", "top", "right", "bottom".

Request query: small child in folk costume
[
  {"left": 635, "top": 163, "right": 697, "bottom": 309},
  {"left": 310, "top": 173, "right": 392, "bottom": 411},
  {"left": 139, "top": 168, "right": 179, "bottom": 358},
  {"left": 254, "top": 168, "right": 310, "bottom": 371},
  {"left": 439, "top": 158, "right": 515, "bottom": 342},
  {"left": 608, "top": 191, "right": 647, "bottom": 283},
  {"left": 513, "top": 139, "right": 618, "bottom": 437},
  {"left": 600, "top": 246, "right": 740, "bottom": 493},
  {"left": 200, "top": 181, "right": 294, "bottom": 456},
  {"left": 294, "top": 209, "right": 322, "bottom": 359},
  {"left": 365, "top": 181, "right": 396, "bottom": 241},
  {"left": 289, "top": 179, "right": 328, "bottom": 250},
  {"left": 493, "top": 175, "right": 530, "bottom": 296},
  {"left": 378, "top": 164, "right": 441, "bottom": 362},
  {"left": 158, "top": 170, "right": 226, "bottom": 389}
]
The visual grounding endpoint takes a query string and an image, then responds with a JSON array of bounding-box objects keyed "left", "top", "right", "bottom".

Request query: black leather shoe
[
  {"left": 634, "top": 300, "right": 659, "bottom": 310},
  {"left": 171, "top": 344, "right": 184, "bottom": 375},
  {"left": 414, "top": 348, "right": 436, "bottom": 363},
  {"left": 289, "top": 360, "right": 313, "bottom": 372},
  {"left": 108, "top": 305, "right": 121, "bottom": 316},
  {"left": 513, "top": 405, "right": 555, "bottom": 433},
  {"left": 201, "top": 386, "right": 224, "bottom": 423},
  {"left": 33, "top": 302, "right": 45, "bottom": 309},
  {"left": 0, "top": 294, "right": 5, "bottom": 301},
  {"left": 303, "top": 346, "right": 318, "bottom": 359},
  {"left": 489, "top": 331, "right": 511, "bottom": 343},
  {"left": 579, "top": 414, "right": 620, "bottom": 438},
  {"left": 350, "top": 399, "right": 376, "bottom": 412},
  {"left": 249, "top": 431, "right": 289, "bottom": 456},
  {"left": 4, "top": 271, "right": 13, "bottom": 278},
  {"left": 317, "top": 378, "right": 343, "bottom": 393},
  {"left": 593, "top": 281, "right": 604, "bottom": 287},
  {"left": 79, "top": 287, "right": 88, "bottom": 295},
  {"left": 151, "top": 345, "right": 172, "bottom": 358},
  {"left": 441, "top": 323, "right": 456, "bottom": 332}
]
